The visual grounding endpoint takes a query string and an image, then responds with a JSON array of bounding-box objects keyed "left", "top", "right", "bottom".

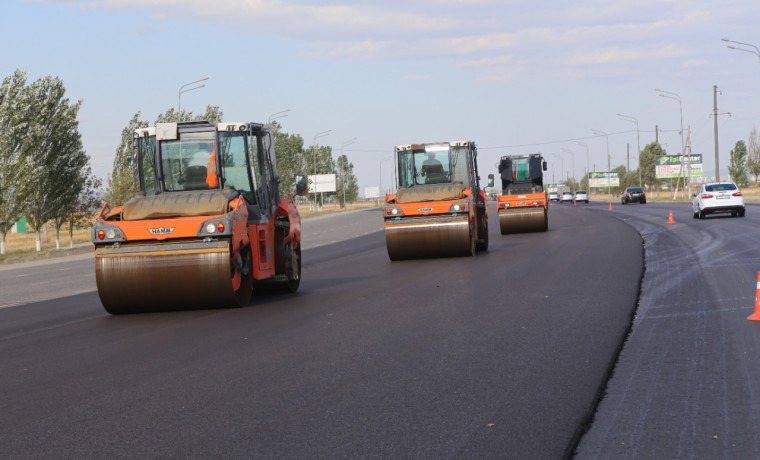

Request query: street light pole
[
  {"left": 550, "top": 153, "right": 563, "bottom": 186},
  {"left": 656, "top": 89, "right": 688, "bottom": 199},
  {"left": 574, "top": 141, "right": 589, "bottom": 194},
  {"left": 561, "top": 148, "right": 575, "bottom": 188},
  {"left": 591, "top": 129, "right": 611, "bottom": 203},
  {"left": 312, "top": 130, "right": 331, "bottom": 211},
  {"left": 340, "top": 138, "right": 357, "bottom": 208},
  {"left": 268, "top": 109, "right": 291, "bottom": 123},
  {"left": 722, "top": 38, "right": 760, "bottom": 63},
  {"left": 617, "top": 113, "right": 642, "bottom": 187},
  {"left": 177, "top": 77, "right": 209, "bottom": 120}
]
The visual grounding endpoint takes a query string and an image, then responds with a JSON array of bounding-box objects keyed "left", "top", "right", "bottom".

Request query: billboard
[
  {"left": 308, "top": 174, "right": 336, "bottom": 193},
  {"left": 364, "top": 186, "right": 381, "bottom": 199},
  {"left": 588, "top": 172, "right": 620, "bottom": 188},
  {"left": 655, "top": 155, "right": 703, "bottom": 179}
]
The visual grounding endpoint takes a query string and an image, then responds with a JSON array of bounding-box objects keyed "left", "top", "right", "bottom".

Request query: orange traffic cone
[
  {"left": 608, "top": 202, "right": 613, "bottom": 210},
  {"left": 667, "top": 210, "right": 675, "bottom": 224},
  {"left": 749, "top": 272, "right": 760, "bottom": 321}
]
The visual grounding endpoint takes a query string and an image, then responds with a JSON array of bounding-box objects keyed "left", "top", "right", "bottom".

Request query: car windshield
[{"left": 705, "top": 183, "right": 737, "bottom": 192}]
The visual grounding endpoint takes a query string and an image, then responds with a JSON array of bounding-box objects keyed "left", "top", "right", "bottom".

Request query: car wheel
[
  {"left": 740, "top": 209, "right": 746, "bottom": 217},
  {"left": 699, "top": 209, "right": 706, "bottom": 219},
  {"left": 640, "top": 200, "right": 646, "bottom": 204},
  {"left": 693, "top": 209, "right": 698, "bottom": 219},
  {"left": 585, "top": 200, "right": 589, "bottom": 204}
]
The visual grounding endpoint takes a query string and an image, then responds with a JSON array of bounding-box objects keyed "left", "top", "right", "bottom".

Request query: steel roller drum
[
  {"left": 385, "top": 217, "right": 473, "bottom": 260},
  {"left": 95, "top": 241, "right": 251, "bottom": 314},
  {"left": 499, "top": 208, "right": 547, "bottom": 234}
]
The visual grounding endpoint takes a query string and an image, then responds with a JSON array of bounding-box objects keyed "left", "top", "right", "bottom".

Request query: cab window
[{"left": 220, "top": 131, "right": 253, "bottom": 202}]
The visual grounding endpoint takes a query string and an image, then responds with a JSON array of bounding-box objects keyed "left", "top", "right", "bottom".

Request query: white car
[
  {"left": 549, "top": 191, "right": 559, "bottom": 202},
  {"left": 573, "top": 190, "right": 589, "bottom": 203},
  {"left": 560, "top": 191, "right": 574, "bottom": 203},
  {"left": 692, "top": 182, "right": 745, "bottom": 219}
]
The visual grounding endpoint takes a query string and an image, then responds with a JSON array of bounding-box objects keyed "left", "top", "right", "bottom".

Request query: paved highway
[{"left": 1, "top": 201, "right": 758, "bottom": 458}]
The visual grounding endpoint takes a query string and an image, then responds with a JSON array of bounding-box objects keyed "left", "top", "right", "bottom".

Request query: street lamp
[
  {"left": 268, "top": 109, "right": 290, "bottom": 123},
  {"left": 550, "top": 153, "right": 564, "bottom": 186},
  {"left": 574, "top": 141, "right": 590, "bottom": 194},
  {"left": 591, "top": 129, "right": 611, "bottom": 203},
  {"left": 313, "top": 130, "right": 331, "bottom": 211},
  {"left": 722, "top": 38, "right": 760, "bottom": 63},
  {"left": 339, "top": 138, "right": 357, "bottom": 208},
  {"left": 177, "top": 77, "right": 209, "bottom": 120},
  {"left": 655, "top": 88, "right": 688, "bottom": 199},
  {"left": 561, "top": 148, "right": 575, "bottom": 187},
  {"left": 617, "top": 113, "right": 642, "bottom": 187}
]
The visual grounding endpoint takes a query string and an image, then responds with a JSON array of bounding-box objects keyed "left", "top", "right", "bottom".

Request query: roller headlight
[
  {"left": 198, "top": 216, "right": 233, "bottom": 237},
  {"left": 92, "top": 222, "right": 126, "bottom": 243}
]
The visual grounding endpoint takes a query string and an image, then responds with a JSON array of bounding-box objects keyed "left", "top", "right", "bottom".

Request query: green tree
[
  {"left": 728, "top": 140, "right": 748, "bottom": 186},
  {"left": 0, "top": 69, "right": 28, "bottom": 255},
  {"left": 271, "top": 122, "right": 306, "bottom": 197},
  {"left": 156, "top": 105, "right": 222, "bottom": 124},
  {"left": 335, "top": 154, "right": 359, "bottom": 207},
  {"left": 66, "top": 168, "right": 102, "bottom": 247},
  {"left": 640, "top": 142, "right": 664, "bottom": 192},
  {"left": 18, "top": 75, "right": 89, "bottom": 252},
  {"left": 105, "top": 112, "right": 146, "bottom": 206},
  {"left": 619, "top": 169, "right": 640, "bottom": 191},
  {"left": 746, "top": 126, "right": 760, "bottom": 184}
]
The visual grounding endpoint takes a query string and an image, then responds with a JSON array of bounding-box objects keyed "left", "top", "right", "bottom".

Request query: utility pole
[
  {"left": 714, "top": 85, "right": 720, "bottom": 182},
  {"left": 655, "top": 125, "right": 659, "bottom": 144},
  {"left": 626, "top": 143, "right": 630, "bottom": 171}
]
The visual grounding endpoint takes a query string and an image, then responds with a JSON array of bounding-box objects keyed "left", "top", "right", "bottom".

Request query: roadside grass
[{"left": 1, "top": 228, "right": 92, "bottom": 262}]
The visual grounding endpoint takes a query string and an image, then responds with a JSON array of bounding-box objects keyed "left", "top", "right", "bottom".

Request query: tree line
[
  {"left": 0, "top": 69, "right": 99, "bottom": 255},
  {"left": 106, "top": 108, "right": 359, "bottom": 208}
]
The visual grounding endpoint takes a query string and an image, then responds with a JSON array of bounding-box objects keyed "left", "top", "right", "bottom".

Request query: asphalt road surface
[{"left": 3, "top": 200, "right": 757, "bottom": 458}]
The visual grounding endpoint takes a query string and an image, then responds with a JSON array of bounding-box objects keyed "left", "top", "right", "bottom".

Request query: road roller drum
[
  {"left": 499, "top": 208, "right": 547, "bottom": 234},
  {"left": 385, "top": 217, "right": 473, "bottom": 260},
  {"left": 95, "top": 241, "right": 252, "bottom": 314}
]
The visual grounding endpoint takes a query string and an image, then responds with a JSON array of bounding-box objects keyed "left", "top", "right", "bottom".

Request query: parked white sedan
[{"left": 692, "top": 182, "right": 745, "bottom": 219}]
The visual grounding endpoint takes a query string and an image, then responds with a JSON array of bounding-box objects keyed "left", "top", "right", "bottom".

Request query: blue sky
[{"left": 3, "top": 0, "right": 760, "bottom": 194}]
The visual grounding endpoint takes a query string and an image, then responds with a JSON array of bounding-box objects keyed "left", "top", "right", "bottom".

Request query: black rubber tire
[
  {"left": 274, "top": 227, "right": 301, "bottom": 293},
  {"left": 475, "top": 215, "right": 488, "bottom": 252}
]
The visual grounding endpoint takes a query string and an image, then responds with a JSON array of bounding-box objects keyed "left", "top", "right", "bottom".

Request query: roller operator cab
[
  {"left": 382, "top": 141, "right": 488, "bottom": 260},
  {"left": 92, "top": 121, "right": 304, "bottom": 314},
  {"left": 497, "top": 154, "right": 549, "bottom": 234}
]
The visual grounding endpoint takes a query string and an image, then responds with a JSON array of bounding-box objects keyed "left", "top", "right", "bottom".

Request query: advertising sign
[
  {"left": 655, "top": 155, "right": 703, "bottom": 179},
  {"left": 308, "top": 174, "right": 337, "bottom": 193},
  {"left": 588, "top": 172, "right": 620, "bottom": 188},
  {"left": 364, "top": 186, "right": 381, "bottom": 199}
]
